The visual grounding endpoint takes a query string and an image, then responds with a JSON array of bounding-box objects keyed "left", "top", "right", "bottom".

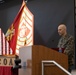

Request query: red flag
[{"left": 6, "top": 0, "right": 34, "bottom": 55}]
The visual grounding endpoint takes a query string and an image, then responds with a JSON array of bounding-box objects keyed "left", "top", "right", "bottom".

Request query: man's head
[{"left": 58, "top": 24, "right": 67, "bottom": 36}]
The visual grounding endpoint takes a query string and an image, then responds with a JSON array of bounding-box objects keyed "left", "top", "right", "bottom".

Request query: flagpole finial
[{"left": 25, "top": 0, "right": 28, "bottom": 3}]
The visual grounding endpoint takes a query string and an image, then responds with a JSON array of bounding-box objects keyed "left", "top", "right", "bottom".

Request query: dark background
[{"left": 0, "top": 0, "right": 75, "bottom": 68}]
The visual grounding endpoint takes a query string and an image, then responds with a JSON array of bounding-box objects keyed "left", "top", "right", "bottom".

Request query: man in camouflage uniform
[{"left": 57, "top": 24, "right": 74, "bottom": 72}]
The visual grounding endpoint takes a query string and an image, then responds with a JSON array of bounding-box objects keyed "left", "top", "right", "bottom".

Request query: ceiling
[
  {"left": 0, "top": 0, "right": 23, "bottom": 4},
  {"left": 0, "top": 0, "right": 32, "bottom": 4},
  {"left": 75, "top": 0, "right": 76, "bottom": 7},
  {"left": 0, "top": 0, "right": 12, "bottom": 3}
]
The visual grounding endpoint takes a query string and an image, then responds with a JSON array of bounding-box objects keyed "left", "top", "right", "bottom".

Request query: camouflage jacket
[{"left": 58, "top": 34, "right": 74, "bottom": 67}]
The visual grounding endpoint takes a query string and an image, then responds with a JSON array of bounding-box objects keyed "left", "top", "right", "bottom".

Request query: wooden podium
[{"left": 19, "top": 45, "right": 68, "bottom": 75}]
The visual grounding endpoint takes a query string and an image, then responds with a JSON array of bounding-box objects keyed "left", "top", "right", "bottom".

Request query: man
[{"left": 57, "top": 24, "right": 74, "bottom": 72}]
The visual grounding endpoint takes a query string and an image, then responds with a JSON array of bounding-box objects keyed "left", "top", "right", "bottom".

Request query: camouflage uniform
[{"left": 58, "top": 34, "right": 74, "bottom": 71}]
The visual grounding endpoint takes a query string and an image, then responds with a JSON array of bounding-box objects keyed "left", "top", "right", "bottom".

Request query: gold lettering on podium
[{"left": 0, "top": 56, "right": 15, "bottom": 66}]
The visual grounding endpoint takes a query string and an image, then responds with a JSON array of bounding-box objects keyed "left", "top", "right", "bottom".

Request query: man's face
[{"left": 58, "top": 26, "right": 65, "bottom": 36}]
